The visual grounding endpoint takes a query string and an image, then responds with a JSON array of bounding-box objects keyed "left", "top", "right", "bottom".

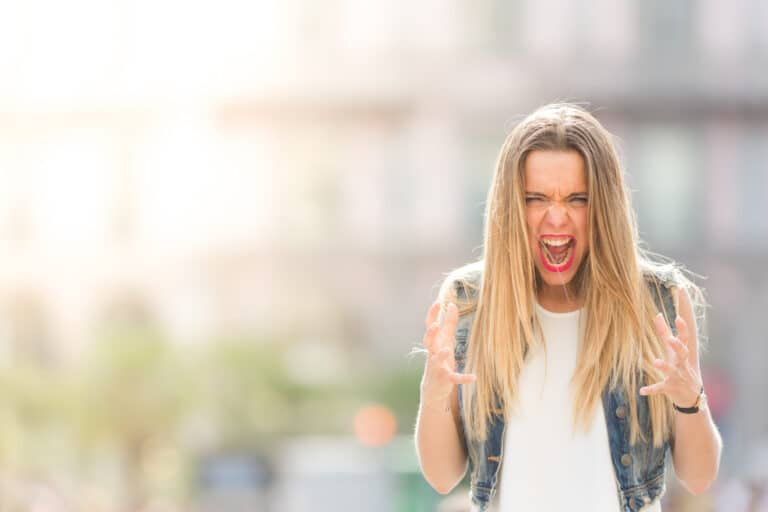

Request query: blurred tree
[
  {"left": 0, "top": 363, "right": 75, "bottom": 471},
  {"left": 76, "top": 325, "right": 194, "bottom": 511},
  {"left": 197, "top": 337, "right": 295, "bottom": 448}
]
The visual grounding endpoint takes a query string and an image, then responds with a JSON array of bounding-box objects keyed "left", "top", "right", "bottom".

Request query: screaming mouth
[{"left": 539, "top": 236, "right": 576, "bottom": 272}]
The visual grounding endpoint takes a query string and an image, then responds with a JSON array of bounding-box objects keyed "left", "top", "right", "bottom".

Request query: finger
[
  {"left": 653, "top": 312, "right": 672, "bottom": 340},
  {"left": 675, "top": 315, "right": 691, "bottom": 348},
  {"left": 436, "top": 303, "right": 459, "bottom": 350},
  {"left": 429, "top": 347, "right": 452, "bottom": 365},
  {"left": 639, "top": 380, "right": 668, "bottom": 396},
  {"left": 425, "top": 302, "right": 440, "bottom": 328},
  {"left": 422, "top": 322, "right": 440, "bottom": 353},
  {"left": 448, "top": 371, "right": 477, "bottom": 385},
  {"left": 654, "top": 312, "right": 681, "bottom": 363},
  {"left": 653, "top": 358, "right": 677, "bottom": 377},
  {"left": 665, "top": 336, "right": 689, "bottom": 362}
]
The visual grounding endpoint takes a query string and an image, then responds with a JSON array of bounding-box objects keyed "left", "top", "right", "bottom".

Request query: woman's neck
[{"left": 537, "top": 285, "right": 584, "bottom": 313}]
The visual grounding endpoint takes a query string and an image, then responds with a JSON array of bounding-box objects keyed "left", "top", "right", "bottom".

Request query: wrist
[
  {"left": 420, "top": 386, "right": 451, "bottom": 414},
  {"left": 420, "top": 395, "right": 451, "bottom": 414},
  {"left": 673, "top": 385, "right": 706, "bottom": 414}
]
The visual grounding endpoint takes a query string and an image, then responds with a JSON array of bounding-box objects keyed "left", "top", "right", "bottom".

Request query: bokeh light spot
[{"left": 353, "top": 405, "right": 397, "bottom": 447}]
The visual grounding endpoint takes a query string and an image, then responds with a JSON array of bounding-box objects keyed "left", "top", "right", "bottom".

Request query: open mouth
[{"left": 539, "top": 236, "right": 576, "bottom": 272}]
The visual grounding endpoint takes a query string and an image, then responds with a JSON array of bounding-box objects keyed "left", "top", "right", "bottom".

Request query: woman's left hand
[{"left": 639, "top": 312, "right": 702, "bottom": 408}]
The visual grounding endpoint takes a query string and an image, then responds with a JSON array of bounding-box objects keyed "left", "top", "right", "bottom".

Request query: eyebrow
[{"left": 524, "top": 191, "right": 588, "bottom": 198}]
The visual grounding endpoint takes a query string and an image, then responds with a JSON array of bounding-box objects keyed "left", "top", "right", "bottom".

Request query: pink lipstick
[{"left": 538, "top": 235, "right": 576, "bottom": 273}]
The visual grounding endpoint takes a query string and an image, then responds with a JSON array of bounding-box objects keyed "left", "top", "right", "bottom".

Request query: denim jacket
[{"left": 452, "top": 271, "right": 677, "bottom": 512}]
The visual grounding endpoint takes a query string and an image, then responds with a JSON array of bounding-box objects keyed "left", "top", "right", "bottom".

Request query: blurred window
[
  {"left": 738, "top": 126, "right": 768, "bottom": 243},
  {"left": 745, "top": 0, "right": 768, "bottom": 54},
  {"left": 339, "top": 0, "right": 402, "bottom": 54},
  {"left": 99, "top": 293, "right": 155, "bottom": 332},
  {"left": 523, "top": 0, "right": 571, "bottom": 56},
  {"left": 636, "top": 0, "right": 696, "bottom": 57},
  {"left": 573, "top": 0, "right": 633, "bottom": 57},
  {"left": 462, "top": 125, "right": 501, "bottom": 247},
  {"left": 0, "top": 295, "right": 53, "bottom": 366},
  {"left": 709, "top": 123, "right": 768, "bottom": 249},
  {"left": 698, "top": 0, "right": 747, "bottom": 56},
  {"left": 630, "top": 124, "right": 702, "bottom": 246},
  {"left": 0, "top": 127, "right": 119, "bottom": 247},
  {"left": 337, "top": 124, "right": 388, "bottom": 246},
  {"left": 280, "top": 124, "right": 344, "bottom": 246},
  {"left": 704, "top": 122, "right": 740, "bottom": 247},
  {"left": 405, "top": 115, "right": 464, "bottom": 246},
  {"left": 489, "top": 0, "right": 524, "bottom": 55}
]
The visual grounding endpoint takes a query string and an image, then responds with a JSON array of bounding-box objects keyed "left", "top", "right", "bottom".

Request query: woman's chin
[
  {"left": 539, "top": 272, "right": 576, "bottom": 289},
  {"left": 535, "top": 256, "right": 586, "bottom": 290}
]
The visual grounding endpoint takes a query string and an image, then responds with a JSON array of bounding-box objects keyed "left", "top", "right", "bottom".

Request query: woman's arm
[
  {"left": 416, "top": 379, "right": 469, "bottom": 494},
  {"left": 640, "top": 288, "right": 722, "bottom": 495},
  {"left": 414, "top": 302, "right": 476, "bottom": 494}
]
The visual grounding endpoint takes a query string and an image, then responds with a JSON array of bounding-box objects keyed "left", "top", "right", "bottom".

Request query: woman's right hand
[{"left": 420, "top": 302, "right": 477, "bottom": 409}]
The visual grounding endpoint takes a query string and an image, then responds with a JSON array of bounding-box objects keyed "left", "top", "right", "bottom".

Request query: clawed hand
[
  {"left": 639, "top": 312, "right": 702, "bottom": 408},
  {"left": 420, "top": 302, "right": 476, "bottom": 405}
]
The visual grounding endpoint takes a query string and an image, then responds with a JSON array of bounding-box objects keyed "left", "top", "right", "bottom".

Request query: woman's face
[{"left": 524, "top": 149, "right": 590, "bottom": 301}]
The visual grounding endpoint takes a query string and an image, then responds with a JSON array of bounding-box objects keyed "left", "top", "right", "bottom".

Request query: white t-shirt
[{"left": 491, "top": 303, "right": 661, "bottom": 512}]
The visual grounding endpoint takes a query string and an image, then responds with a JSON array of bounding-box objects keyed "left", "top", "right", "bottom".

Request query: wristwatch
[{"left": 673, "top": 386, "right": 706, "bottom": 414}]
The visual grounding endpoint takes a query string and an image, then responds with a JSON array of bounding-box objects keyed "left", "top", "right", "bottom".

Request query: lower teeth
[{"left": 545, "top": 246, "right": 570, "bottom": 266}]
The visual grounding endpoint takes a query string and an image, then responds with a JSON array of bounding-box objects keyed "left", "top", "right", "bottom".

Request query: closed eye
[
  {"left": 569, "top": 196, "right": 588, "bottom": 205},
  {"left": 525, "top": 196, "right": 545, "bottom": 204}
]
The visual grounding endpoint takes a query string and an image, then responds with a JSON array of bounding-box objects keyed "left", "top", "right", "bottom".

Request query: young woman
[{"left": 415, "top": 104, "right": 722, "bottom": 511}]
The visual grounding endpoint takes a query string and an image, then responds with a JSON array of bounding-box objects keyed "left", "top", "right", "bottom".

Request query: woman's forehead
[{"left": 523, "top": 150, "right": 587, "bottom": 192}]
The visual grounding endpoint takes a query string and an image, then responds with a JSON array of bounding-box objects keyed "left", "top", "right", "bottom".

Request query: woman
[{"left": 415, "top": 104, "right": 722, "bottom": 511}]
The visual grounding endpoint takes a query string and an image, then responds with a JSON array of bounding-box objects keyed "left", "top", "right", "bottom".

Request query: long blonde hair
[{"left": 440, "top": 103, "right": 705, "bottom": 448}]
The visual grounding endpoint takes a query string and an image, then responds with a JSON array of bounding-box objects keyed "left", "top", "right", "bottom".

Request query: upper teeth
[{"left": 541, "top": 238, "right": 571, "bottom": 247}]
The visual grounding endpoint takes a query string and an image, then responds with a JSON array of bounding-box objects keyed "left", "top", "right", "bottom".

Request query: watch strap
[{"left": 673, "top": 385, "right": 705, "bottom": 414}]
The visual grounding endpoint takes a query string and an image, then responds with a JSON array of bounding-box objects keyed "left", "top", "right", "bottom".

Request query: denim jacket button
[
  {"left": 621, "top": 453, "right": 631, "bottom": 466},
  {"left": 628, "top": 497, "right": 638, "bottom": 509},
  {"left": 615, "top": 406, "right": 627, "bottom": 419}
]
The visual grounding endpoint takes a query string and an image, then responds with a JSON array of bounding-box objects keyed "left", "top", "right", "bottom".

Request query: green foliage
[
  {"left": 195, "top": 336, "right": 294, "bottom": 447},
  {"left": 349, "top": 361, "right": 423, "bottom": 433},
  {"left": 76, "top": 325, "right": 194, "bottom": 449},
  {"left": 0, "top": 326, "right": 425, "bottom": 503}
]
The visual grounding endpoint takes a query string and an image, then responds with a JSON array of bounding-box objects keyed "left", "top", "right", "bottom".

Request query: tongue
[{"left": 547, "top": 243, "right": 569, "bottom": 255}]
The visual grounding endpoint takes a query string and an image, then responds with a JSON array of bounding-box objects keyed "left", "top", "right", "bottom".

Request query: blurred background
[{"left": 0, "top": 0, "right": 766, "bottom": 510}]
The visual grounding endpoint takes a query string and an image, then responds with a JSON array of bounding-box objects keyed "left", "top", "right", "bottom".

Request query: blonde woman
[{"left": 415, "top": 104, "right": 722, "bottom": 512}]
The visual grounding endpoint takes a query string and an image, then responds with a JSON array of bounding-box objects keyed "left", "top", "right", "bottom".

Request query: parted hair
[{"left": 439, "top": 103, "right": 705, "bottom": 449}]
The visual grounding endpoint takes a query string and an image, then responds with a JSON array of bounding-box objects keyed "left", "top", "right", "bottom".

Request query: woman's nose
[{"left": 545, "top": 202, "right": 568, "bottom": 226}]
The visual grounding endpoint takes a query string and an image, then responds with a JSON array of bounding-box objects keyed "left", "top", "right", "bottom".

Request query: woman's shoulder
[
  {"left": 438, "top": 260, "right": 484, "bottom": 314},
  {"left": 640, "top": 257, "right": 703, "bottom": 320},
  {"left": 642, "top": 265, "right": 679, "bottom": 291}
]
